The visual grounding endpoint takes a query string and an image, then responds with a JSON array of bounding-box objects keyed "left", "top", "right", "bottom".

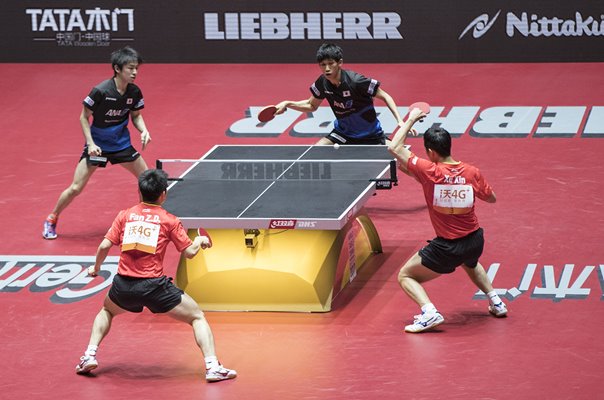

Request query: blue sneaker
[
  {"left": 42, "top": 216, "right": 57, "bottom": 240},
  {"left": 405, "top": 311, "right": 445, "bottom": 333}
]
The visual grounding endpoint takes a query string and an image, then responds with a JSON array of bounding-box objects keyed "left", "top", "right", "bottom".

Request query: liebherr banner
[{"left": 1, "top": 0, "right": 602, "bottom": 62}]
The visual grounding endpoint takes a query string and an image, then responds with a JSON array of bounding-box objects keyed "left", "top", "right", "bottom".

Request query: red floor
[{"left": 0, "top": 63, "right": 603, "bottom": 399}]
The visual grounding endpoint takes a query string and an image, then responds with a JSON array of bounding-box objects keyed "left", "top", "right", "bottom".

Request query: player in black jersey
[
  {"left": 43, "top": 46, "right": 151, "bottom": 240},
  {"left": 274, "top": 43, "right": 404, "bottom": 145}
]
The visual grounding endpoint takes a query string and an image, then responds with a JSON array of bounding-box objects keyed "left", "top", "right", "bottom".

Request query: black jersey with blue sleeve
[
  {"left": 309, "top": 70, "right": 383, "bottom": 139},
  {"left": 82, "top": 78, "right": 144, "bottom": 152}
]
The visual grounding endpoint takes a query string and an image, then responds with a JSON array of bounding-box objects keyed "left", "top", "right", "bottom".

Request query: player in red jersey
[
  {"left": 388, "top": 107, "right": 507, "bottom": 333},
  {"left": 75, "top": 169, "right": 236, "bottom": 382}
]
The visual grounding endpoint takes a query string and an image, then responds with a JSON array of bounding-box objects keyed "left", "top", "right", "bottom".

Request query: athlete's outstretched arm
[
  {"left": 275, "top": 96, "right": 322, "bottom": 115},
  {"left": 388, "top": 107, "right": 425, "bottom": 173}
]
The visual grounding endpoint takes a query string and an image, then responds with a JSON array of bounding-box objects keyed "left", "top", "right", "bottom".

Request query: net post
[
  {"left": 156, "top": 159, "right": 183, "bottom": 181},
  {"left": 389, "top": 160, "right": 398, "bottom": 186},
  {"left": 370, "top": 160, "right": 398, "bottom": 190}
]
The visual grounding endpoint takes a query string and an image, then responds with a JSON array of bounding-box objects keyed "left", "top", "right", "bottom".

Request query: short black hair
[
  {"left": 316, "top": 43, "right": 343, "bottom": 63},
  {"left": 110, "top": 46, "right": 143, "bottom": 75},
  {"left": 423, "top": 127, "right": 452, "bottom": 158},
  {"left": 138, "top": 169, "right": 168, "bottom": 203}
]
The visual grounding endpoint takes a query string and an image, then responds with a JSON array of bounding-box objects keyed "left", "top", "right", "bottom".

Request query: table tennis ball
[{"left": 333, "top": 143, "right": 340, "bottom": 149}]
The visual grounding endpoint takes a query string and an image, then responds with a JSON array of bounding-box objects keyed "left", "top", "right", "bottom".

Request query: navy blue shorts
[
  {"left": 325, "top": 130, "right": 387, "bottom": 145},
  {"left": 108, "top": 274, "right": 184, "bottom": 313},
  {"left": 419, "top": 228, "right": 485, "bottom": 274},
  {"left": 80, "top": 145, "right": 140, "bottom": 167}
]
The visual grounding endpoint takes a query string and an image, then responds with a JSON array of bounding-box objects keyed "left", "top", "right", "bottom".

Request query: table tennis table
[{"left": 159, "top": 145, "right": 398, "bottom": 312}]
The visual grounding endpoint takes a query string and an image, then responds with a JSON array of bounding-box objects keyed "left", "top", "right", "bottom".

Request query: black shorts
[
  {"left": 80, "top": 145, "right": 140, "bottom": 167},
  {"left": 418, "top": 228, "right": 485, "bottom": 274},
  {"left": 108, "top": 274, "right": 184, "bottom": 313},
  {"left": 325, "top": 130, "right": 387, "bottom": 145}
]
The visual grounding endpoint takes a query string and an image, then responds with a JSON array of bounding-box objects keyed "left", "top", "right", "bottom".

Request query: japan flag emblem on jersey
[
  {"left": 343, "top": 90, "right": 351, "bottom": 97},
  {"left": 127, "top": 98, "right": 133, "bottom": 104}
]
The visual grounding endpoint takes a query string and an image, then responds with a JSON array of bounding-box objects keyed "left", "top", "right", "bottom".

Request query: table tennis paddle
[
  {"left": 409, "top": 101, "right": 431, "bottom": 122},
  {"left": 197, "top": 227, "right": 213, "bottom": 249},
  {"left": 258, "top": 105, "right": 277, "bottom": 122}
]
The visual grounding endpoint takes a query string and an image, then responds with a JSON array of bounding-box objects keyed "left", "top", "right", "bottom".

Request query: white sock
[
  {"left": 85, "top": 345, "right": 98, "bottom": 357},
  {"left": 421, "top": 303, "right": 437, "bottom": 314},
  {"left": 487, "top": 291, "right": 502, "bottom": 305},
  {"left": 205, "top": 356, "right": 219, "bottom": 369}
]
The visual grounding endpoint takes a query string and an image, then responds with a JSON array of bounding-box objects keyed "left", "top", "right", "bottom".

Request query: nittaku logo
[
  {"left": 0, "top": 255, "right": 118, "bottom": 304},
  {"left": 460, "top": 10, "right": 604, "bottom": 39},
  {"left": 25, "top": 8, "right": 135, "bottom": 47},
  {"left": 203, "top": 12, "right": 403, "bottom": 40},
  {"left": 459, "top": 10, "right": 501, "bottom": 39}
]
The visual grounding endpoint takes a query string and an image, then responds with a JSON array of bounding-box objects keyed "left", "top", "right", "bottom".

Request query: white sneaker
[
  {"left": 404, "top": 311, "right": 445, "bottom": 333},
  {"left": 42, "top": 219, "right": 58, "bottom": 240},
  {"left": 206, "top": 364, "right": 237, "bottom": 382},
  {"left": 75, "top": 355, "right": 98, "bottom": 374},
  {"left": 489, "top": 301, "right": 508, "bottom": 317}
]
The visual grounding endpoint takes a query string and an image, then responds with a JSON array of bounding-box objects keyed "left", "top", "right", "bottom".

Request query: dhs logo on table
[
  {"left": 268, "top": 220, "right": 318, "bottom": 229},
  {"left": 269, "top": 219, "right": 297, "bottom": 229}
]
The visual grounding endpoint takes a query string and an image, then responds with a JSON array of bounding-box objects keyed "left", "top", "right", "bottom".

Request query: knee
[
  {"left": 397, "top": 267, "right": 410, "bottom": 285},
  {"left": 190, "top": 309, "right": 206, "bottom": 324},
  {"left": 67, "top": 182, "right": 85, "bottom": 196},
  {"left": 99, "top": 306, "right": 115, "bottom": 319}
]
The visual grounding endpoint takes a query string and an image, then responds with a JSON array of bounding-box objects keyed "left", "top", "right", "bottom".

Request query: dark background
[{"left": 1, "top": 0, "right": 602, "bottom": 63}]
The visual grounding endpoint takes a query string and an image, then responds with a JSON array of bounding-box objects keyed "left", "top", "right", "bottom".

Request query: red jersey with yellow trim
[
  {"left": 406, "top": 152, "right": 493, "bottom": 240},
  {"left": 105, "top": 202, "right": 192, "bottom": 278}
]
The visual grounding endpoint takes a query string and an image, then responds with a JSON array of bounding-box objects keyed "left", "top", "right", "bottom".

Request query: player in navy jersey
[
  {"left": 274, "top": 43, "right": 404, "bottom": 145},
  {"left": 43, "top": 46, "right": 151, "bottom": 240}
]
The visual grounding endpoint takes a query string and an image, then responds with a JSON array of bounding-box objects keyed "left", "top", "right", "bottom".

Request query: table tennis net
[{"left": 157, "top": 158, "right": 395, "bottom": 182}]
